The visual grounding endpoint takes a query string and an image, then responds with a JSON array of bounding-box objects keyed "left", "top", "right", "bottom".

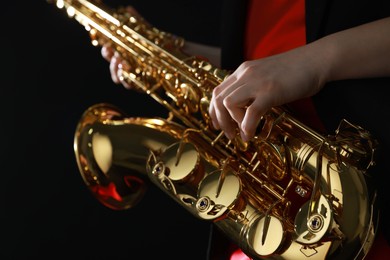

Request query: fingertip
[
  {"left": 222, "top": 128, "right": 233, "bottom": 140},
  {"left": 209, "top": 116, "right": 220, "bottom": 131},
  {"left": 240, "top": 127, "right": 252, "bottom": 142},
  {"left": 239, "top": 129, "right": 249, "bottom": 143},
  {"left": 241, "top": 117, "right": 257, "bottom": 142},
  {"left": 242, "top": 103, "right": 267, "bottom": 141},
  {"left": 109, "top": 57, "right": 120, "bottom": 83},
  {"left": 223, "top": 120, "right": 239, "bottom": 141},
  {"left": 208, "top": 105, "right": 219, "bottom": 130},
  {"left": 101, "top": 45, "right": 113, "bottom": 61},
  {"left": 101, "top": 46, "right": 108, "bottom": 60},
  {"left": 212, "top": 121, "right": 220, "bottom": 131}
]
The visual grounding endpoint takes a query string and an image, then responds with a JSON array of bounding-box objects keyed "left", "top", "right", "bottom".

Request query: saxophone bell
[{"left": 74, "top": 104, "right": 148, "bottom": 210}]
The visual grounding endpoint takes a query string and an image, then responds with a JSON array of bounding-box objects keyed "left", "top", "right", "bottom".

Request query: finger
[
  {"left": 212, "top": 74, "right": 236, "bottom": 96},
  {"left": 109, "top": 55, "right": 121, "bottom": 83},
  {"left": 213, "top": 94, "right": 238, "bottom": 140},
  {"left": 208, "top": 101, "right": 220, "bottom": 129},
  {"left": 241, "top": 98, "right": 269, "bottom": 141},
  {"left": 117, "top": 61, "right": 134, "bottom": 89},
  {"left": 223, "top": 84, "right": 253, "bottom": 126},
  {"left": 101, "top": 44, "right": 114, "bottom": 61},
  {"left": 228, "top": 107, "right": 246, "bottom": 131},
  {"left": 208, "top": 74, "right": 238, "bottom": 130}
]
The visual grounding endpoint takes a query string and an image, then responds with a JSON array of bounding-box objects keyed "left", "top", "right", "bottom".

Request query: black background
[{"left": 1, "top": 1, "right": 224, "bottom": 259}]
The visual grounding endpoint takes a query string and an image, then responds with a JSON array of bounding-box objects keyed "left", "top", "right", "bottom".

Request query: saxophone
[{"left": 51, "top": 0, "right": 379, "bottom": 259}]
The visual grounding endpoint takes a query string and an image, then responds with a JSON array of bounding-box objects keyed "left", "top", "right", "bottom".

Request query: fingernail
[
  {"left": 211, "top": 122, "right": 218, "bottom": 130},
  {"left": 239, "top": 129, "right": 247, "bottom": 142},
  {"left": 225, "top": 131, "right": 234, "bottom": 140}
]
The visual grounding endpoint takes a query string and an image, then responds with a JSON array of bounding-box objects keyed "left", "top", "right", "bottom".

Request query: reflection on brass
[{"left": 51, "top": 0, "right": 380, "bottom": 259}]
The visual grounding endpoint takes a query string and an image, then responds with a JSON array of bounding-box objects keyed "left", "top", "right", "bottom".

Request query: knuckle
[{"left": 223, "top": 95, "right": 234, "bottom": 107}]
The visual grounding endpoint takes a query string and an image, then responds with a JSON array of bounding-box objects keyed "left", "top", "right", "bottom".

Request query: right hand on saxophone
[
  {"left": 209, "top": 47, "right": 326, "bottom": 142},
  {"left": 208, "top": 17, "right": 390, "bottom": 142}
]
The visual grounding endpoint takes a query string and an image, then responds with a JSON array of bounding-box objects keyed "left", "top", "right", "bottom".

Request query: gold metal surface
[{"left": 52, "top": 1, "right": 380, "bottom": 259}]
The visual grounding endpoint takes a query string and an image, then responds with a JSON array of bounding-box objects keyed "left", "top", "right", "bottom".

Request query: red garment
[{"left": 244, "top": 0, "right": 306, "bottom": 59}]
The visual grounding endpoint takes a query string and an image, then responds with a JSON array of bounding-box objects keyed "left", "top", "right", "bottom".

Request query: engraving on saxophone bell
[{"left": 51, "top": 0, "right": 381, "bottom": 259}]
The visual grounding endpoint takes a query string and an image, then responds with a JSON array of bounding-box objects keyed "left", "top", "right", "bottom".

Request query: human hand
[
  {"left": 101, "top": 43, "right": 134, "bottom": 89},
  {"left": 100, "top": 6, "right": 143, "bottom": 90},
  {"left": 208, "top": 46, "right": 326, "bottom": 142}
]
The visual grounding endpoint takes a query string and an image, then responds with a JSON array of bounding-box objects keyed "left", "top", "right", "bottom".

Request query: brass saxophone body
[{"left": 53, "top": 0, "right": 379, "bottom": 259}]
